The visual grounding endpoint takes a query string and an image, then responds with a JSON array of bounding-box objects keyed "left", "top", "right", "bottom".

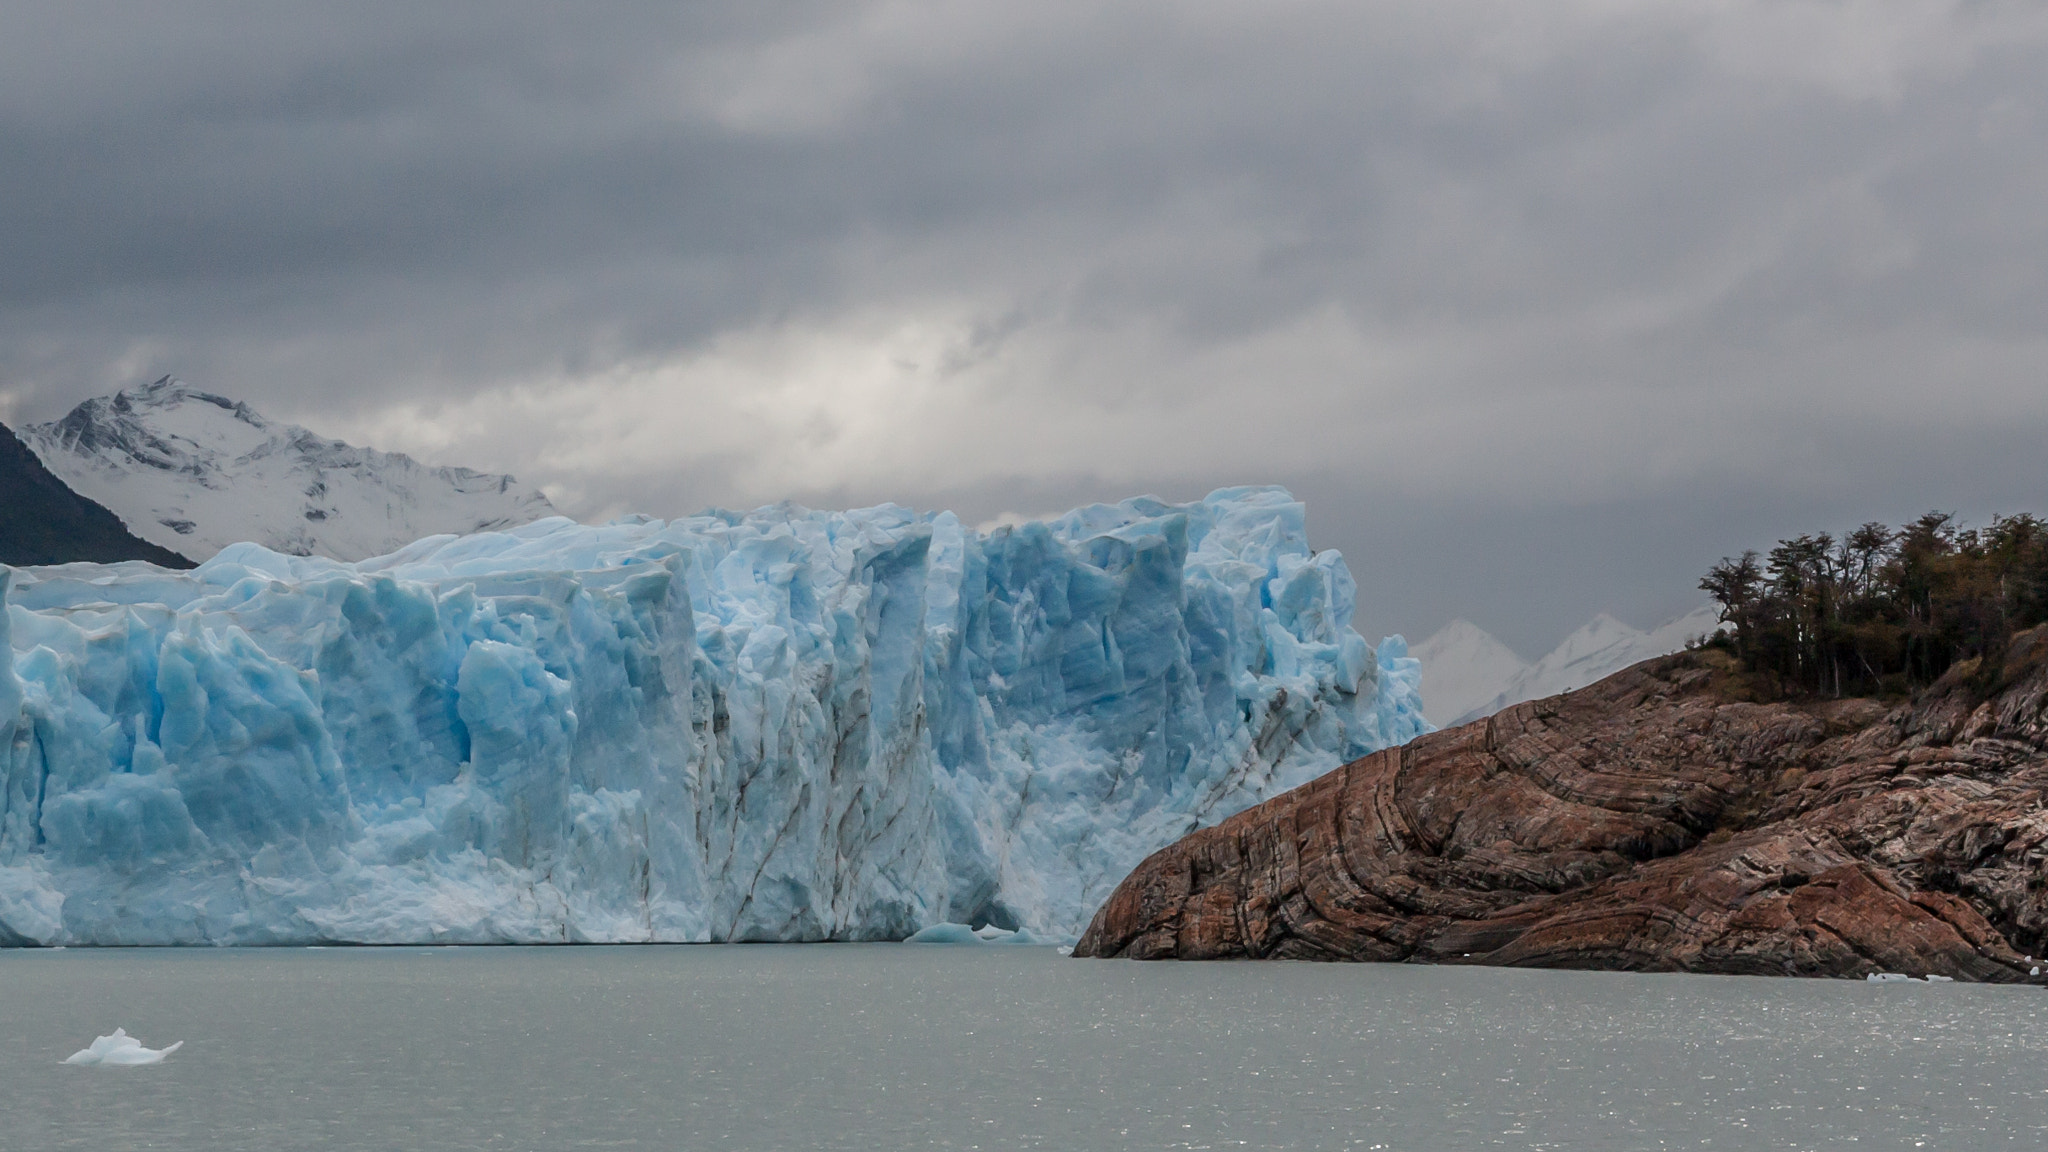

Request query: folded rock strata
[{"left": 1076, "top": 629, "right": 2048, "bottom": 981}]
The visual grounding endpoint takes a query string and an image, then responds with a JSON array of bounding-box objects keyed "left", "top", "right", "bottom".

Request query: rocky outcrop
[{"left": 1075, "top": 629, "right": 2048, "bottom": 981}]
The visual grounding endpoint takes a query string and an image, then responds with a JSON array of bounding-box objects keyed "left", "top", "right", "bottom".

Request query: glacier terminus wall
[{"left": 0, "top": 487, "right": 1427, "bottom": 946}]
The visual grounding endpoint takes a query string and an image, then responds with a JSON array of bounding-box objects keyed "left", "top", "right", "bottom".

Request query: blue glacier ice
[{"left": 0, "top": 486, "right": 1427, "bottom": 945}]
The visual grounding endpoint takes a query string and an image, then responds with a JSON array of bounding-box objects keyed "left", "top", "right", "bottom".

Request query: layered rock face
[{"left": 1076, "top": 630, "right": 2048, "bottom": 981}]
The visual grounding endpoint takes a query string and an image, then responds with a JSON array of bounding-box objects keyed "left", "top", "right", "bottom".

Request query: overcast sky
[{"left": 2, "top": 1, "right": 2044, "bottom": 655}]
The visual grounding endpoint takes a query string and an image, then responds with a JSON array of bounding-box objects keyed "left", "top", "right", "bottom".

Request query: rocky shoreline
[{"left": 1075, "top": 629, "right": 2048, "bottom": 981}]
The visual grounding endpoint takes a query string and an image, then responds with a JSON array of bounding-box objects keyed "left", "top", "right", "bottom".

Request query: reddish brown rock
[{"left": 1074, "top": 628, "right": 2048, "bottom": 981}]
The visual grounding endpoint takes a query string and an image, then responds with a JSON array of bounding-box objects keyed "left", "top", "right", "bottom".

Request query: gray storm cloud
[{"left": 1, "top": 0, "right": 2043, "bottom": 654}]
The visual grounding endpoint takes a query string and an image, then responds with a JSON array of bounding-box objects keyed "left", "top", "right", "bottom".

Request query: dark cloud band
[{"left": 2, "top": 0, "right": 2043, "bottom": 654}]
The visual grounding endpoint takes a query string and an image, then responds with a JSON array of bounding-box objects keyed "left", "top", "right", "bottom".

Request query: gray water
[{"left": 2, "top": 946, "right": 2044, "bottom": 1151}]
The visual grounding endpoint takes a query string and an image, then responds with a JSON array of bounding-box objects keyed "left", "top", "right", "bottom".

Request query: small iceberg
[
  {"left": 905, "top": 922, "right": 983, "bottom": 944},
  {"left": 1867, "top": 972, "right": 1912, "bottom": 982},
  {"left": 903, "top": 922, "right": 1054, "bottom": 946},
  {"left": 63, "top": 1028, "right": 183, "bottom": 1066}
]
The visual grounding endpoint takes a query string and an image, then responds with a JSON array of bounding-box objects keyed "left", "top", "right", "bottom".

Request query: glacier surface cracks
[{"left": 0, "top": 487, "right": 1427, "bottom": 945}]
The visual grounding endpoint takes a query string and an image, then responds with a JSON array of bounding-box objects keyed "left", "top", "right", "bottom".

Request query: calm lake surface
[{"left": 2, "top": 945, "right": 2043, "bottom": 1151}]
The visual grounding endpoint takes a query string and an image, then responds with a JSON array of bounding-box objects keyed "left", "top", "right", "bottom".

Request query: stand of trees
[{"left": 1700, "top": 512, "right": 2048, "bottom": 697}]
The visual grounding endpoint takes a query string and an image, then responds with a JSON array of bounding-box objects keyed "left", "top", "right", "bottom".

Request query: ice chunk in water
[
  {"left": 905, "top": 922, "right": 983, "bottom": 944},
  {"left": 903, "top": 922, "right": 1048, "bottom": 945},
  {"left": 63, "top": 1028, "right": 183, "bottom": 1066},
  {"left": 1867, "top": 972, "right": 1911, "bottom": 982}
]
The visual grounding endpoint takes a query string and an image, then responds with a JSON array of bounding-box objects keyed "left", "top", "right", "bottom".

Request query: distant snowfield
[
  {"left": 24, "top": 377, "right": 556, "bottom": 562},
  {"left": 1415, "top": 605, "right": 1724, "bottom": 726}
]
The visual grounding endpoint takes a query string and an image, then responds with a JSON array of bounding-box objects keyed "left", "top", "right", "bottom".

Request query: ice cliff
[{"left": 0, "top": 487, "right": 1427, "bottom": 946}]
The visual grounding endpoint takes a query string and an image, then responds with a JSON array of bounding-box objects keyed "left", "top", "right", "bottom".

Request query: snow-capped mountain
[
  {"left": 1417, "top": 604, "right": 1725, "bottom": 726},
  {"left": 1410, "top": 618, "right": 1531, "bottom": 724},
  {"left": 24, "top": 377, "right": 555, "bottom": 562}
]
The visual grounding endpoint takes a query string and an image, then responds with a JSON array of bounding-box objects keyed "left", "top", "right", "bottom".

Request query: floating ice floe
[
  {"left": 1867, "top": 973, "right": 1912, "bottom": 982},
  {"left": 904, "top": 922, "right": 1047, "bottom": 945},
  {"left": 63, "top": 1028, "right": 182, "bottom": 1066}
]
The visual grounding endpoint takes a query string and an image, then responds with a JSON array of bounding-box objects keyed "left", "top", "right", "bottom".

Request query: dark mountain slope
[{"left": 0, "top": 420, "right": 194, "bottom": 568}]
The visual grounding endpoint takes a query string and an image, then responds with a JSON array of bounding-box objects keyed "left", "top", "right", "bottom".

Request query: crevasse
[{"left": 0, "top": 486, "right": 1427, "bottom": 945}]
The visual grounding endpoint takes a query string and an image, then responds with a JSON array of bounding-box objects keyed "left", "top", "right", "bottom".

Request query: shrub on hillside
[{"left": 1701, "top": 512, "right": 2048, "bottom": 697}]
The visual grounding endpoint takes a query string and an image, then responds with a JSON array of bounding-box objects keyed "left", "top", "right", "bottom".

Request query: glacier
[{"left": 0, "top": 486, "right": 1427, "bottom": 946}]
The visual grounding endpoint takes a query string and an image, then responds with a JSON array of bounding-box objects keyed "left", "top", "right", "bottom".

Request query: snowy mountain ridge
[
  {"left": 24, "top": 376, "right": 555, "bottom": 562},
  {"left": 1416, "top": 605, "right": 1724, "bottom": 726},
  {"left": 1407, "top": 619, "right": 1529, "bottom": 725}
]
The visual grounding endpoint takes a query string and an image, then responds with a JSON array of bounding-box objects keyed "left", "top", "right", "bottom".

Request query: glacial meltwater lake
[{"left": 2, "top": 946, "right": 2044, "bottom": 1151}]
